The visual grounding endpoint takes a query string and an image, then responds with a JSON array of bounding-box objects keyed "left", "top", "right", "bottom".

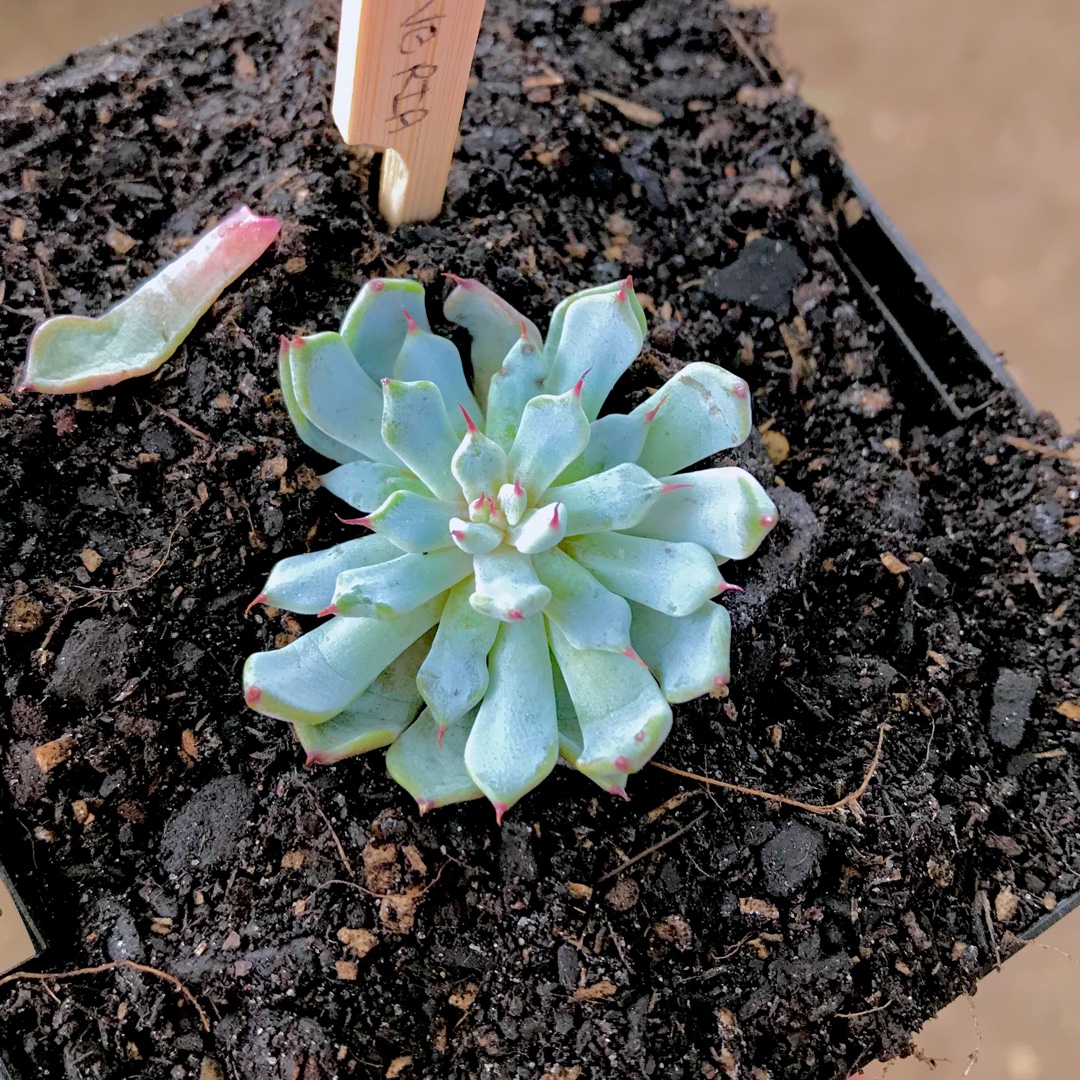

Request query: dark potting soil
[{"left": 1, "top": 1, "right": 1079, "bottom": 1077}]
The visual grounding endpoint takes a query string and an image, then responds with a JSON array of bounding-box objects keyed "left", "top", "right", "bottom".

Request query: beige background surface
[{"left": 1, "top": 2, "right": 1078, "bottom": 1078}]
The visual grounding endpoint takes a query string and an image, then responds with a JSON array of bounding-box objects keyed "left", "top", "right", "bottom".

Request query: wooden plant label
[
  {"left": 0, "top": 867, "right": 37, "bottom": 976},
  {"left": 333, "top": 0, "right": 487, "bottom": 228}
]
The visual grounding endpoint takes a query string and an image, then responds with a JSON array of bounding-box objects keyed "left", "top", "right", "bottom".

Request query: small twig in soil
[
  {"left": 73, "top": 502, "right": 200, "bottom": 597},
  {"left": 296, "top": 778, "right": 355, "bottom": 878},
  {"left": 980, "top": 890, "right": 1002, "bottom": 970},
  {"left": 596, "top": 811, "right": 710, "bottom": 883},
  {"left": 31, "top": 258, "right": 53, "bottom": 318},
  {"left": 150, "top": 403, "right": 212, "bottom": 442},
  {"left": 301, "top": 859, "right": 452, "bottom": 912},
  {"left": 963, "top": 995, "right": 982, "bottom": 1077},
  {"left": 650, "top": 724, "right": 888, "bottom": 818},
  {"left": 716, "top": 14, "right": 773, "bottom": 83},
  {"left": 0, "top": 959, "right": 210, "bottom": 1032},
  {"left": 835, "top": 998, "right": 894, "bottom": 1020}
]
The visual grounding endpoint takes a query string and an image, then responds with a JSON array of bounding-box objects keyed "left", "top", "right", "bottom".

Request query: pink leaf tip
[
  {"left": 716, "top": 582, "right": 744, "bottom": 595},
  {"left": 381, "top": 376, "right": 392, "bottom": 387},
  {"left": 661, "top": 482, "right": 694, "bottom": 494},
  {"left": 403, "top": 306, "right": 419, "bottom": 334},
  {"left": 289, "top": 333, "right": 305, "bottom": 350},
  {"left": 437, "top": 725, "right": 448, "bottom": 750},
  {"left": 550, "top": 502, "right": 562, "bottom": 529},
  {"left": 451, "top": 529, "right": 465, "bottom": 541},
  {"left": 443, "top": 272, "right": 470, "bottom": 288},
  {"left": 416, "top": 798, "right": 435, "bottom": 816},
  {"left": 572, "top": 366, "right": 593, "bottom": 398},
  {"left": 713, "top": 674, "right": 729, "bottom": 689},
  {"left": 317, "top": 604, "right": 339, "bottom": 618},
  {"left": 459, "top": 403, "right": 478, "bottom": 432},
  {"left": 644, "top": 393, "right": 668, "bottom": 423},
  {"left": 244, "top": 593, "right": 268, "bottom": 616},
  {"left": 760, "top": 513, "right": 778, "bottom": 528},
  {"left": 608, "top": 785, "right": 630, "bottom": 802},
  {"left": 338, "top": 514, "right": 373, "bottom": 528},
  {"left": 245, "top": 686, "right": 262, "bottom": 706},
  {"left": 277, "top": 334, "right": 290, "bottom": 357},
  {"left": 622, "top": 647, "right": 649, "bottom": 670},
  {"left": 732, "top": 380, "right": 748, "bottom": 399},
  {"left": 370, "top": 280, "right": 385, "bottom": 292},
  {"left": 507, "top": 608, "right": 524, "bottom": 621},
  {"left": 519, "top": 319, "right": 530, "bottom": 339},
  {"left": 493, "top": 802, "right": 509, "bottom": 826},
  {"left": 617, "top": 275, "right": 634, "bottom": 302},
  {"left": 513, "top": 477, "right": 525, "bottom": 498}
]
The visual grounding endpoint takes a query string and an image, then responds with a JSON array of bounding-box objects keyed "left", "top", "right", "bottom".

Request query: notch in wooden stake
[{"left": 333, "top": 0, "right": 487, "bottom": 228}]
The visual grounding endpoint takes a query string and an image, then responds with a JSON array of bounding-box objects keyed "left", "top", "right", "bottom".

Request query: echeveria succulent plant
[{"left": 244, "top": 276, "right": 777, "bottom": 821}]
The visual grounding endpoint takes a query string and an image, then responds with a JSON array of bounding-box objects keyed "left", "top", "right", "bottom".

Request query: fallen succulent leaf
[{"left": 20, "top": 205, "right": 280, "bottom": 394}]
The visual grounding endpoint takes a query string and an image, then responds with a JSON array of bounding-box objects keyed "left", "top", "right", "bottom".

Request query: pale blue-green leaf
[
  {"left": 339, "top": 278, "right": 430, "bottom": 382},
  {"left": 548, "top": 621, "right": 672, "bottom": 781},
  {"left": 543, "top": 279, "right": 645, "bottom": 363},
  {"left": 381, "top": 379, "right": 461, "bottom": 502},
  {"left": 495, "top": 480, "right": 527, "bottom": 527},
  {"left": 633, "top": 362, "right": 752, "bottom": 476},
  {"left": 320, "top": 460, "right": 431, "bottom": 512},
  {"left": 444, "top": 277, "right": 542, "bottom": 410},
  {"left": 293, "top": 631, "right": 431, "bottom": 763},
  {"left": 552, "top": 411, "right": 650, "bottom": 485},
  {"left": 506, "top": 388, "right": 590, "bottom": 501},
  {"left": 257, "top": 534, "right": 401, "bottom": 614},
  {"left": 464, "top": 615, "right": 559, "bottom": 817},
  {"left": 279, "top": 339, "right": 365, "bottom": 464},
  {"left": 451, "top": 426, "right": 507, "bottom": 503},
  {"left": 449, "top": 518, "right": 503, "bottom": 555},
  {"left": 417, "top": 578, "right": 500, "bottom": 728},
  {"left": 289, "top": 332, "right": 396, "bottom": 463},
  {"left": 532, "top": 546, "right": 633, "bottom": 654},
  {"left": 510, "top": 502, "right": 566, "bottom": 555},
  {"left": 332, "top": 547, "right": 472, "bottom": 619},
  {"left": 365, "top": 490, "right": 460, "bottom": 553},
  {"left": 385, "top": 706, "right": 484, "bottom": 812},
  {"left": 628, "top": 466, "right": 778, "bottom": 558},
  {"left": 393, "top": 326, "right": 482, "bottom": 437},
  {"left": 563, "top": 532, "right": 722, "bottom": 616},
  {"left": 470, "top": 549, "right": 552, "bottom": 622},
  {"left": 628, "top": 600, "right": 731, "bottom": 703},
  {"left": 243, "top": 595, "right": 445, "bottom": 724},
  {"left": 20, "top": 206, "right": 280, "bottom": 394},
  {"left": 543, "top": 286, "right": 645, "bottom": 421},
  {"left": 546, "top": 463, "right": 661, "bottom": 534},
  {"left": 484, "top": 336, "right": 548, "bottom": 451}
]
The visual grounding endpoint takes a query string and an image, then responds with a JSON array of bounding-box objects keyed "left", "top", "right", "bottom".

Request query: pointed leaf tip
[
  {"left": 760, "top": 513, "right": 778, "bottom": 528},
  {"left": 317, "top": 604, "right": 339, "bottom": 617},
  {"left": 661, "top": 482, "right": 694, "bottom": 493},
  {"left": 417, "top": 797, "right": 435, "bottom": 815},
  {"left": 245, "top": 686, "right": 262, "bottom": 705},
  {"left": 550, "top": 502, "right": 562, "bottom": 529},
  {"left": 507, "top": 609, "right": 524, "bottom": 621},
  {"left": 459, "top": 403, "right": 478, "bottom": 432},
  {"left": 622, "top": 647, "right": 649, "bottom": 670},
  {"left": 572, "top": 366, "right": 593, "bottom": 397},
  {"left": 370, "top": 280, "right": 385, "bottom": 292},
  {"left": 617, "top": 275, "right": 633, "bottom": 302},
  {"left": 609, "top": 785, "right": 630, "bottom": 801},
  {"left": 245, "top": 593, "right": 267, "bottom": 617},
  {"left": 437, "top": 725, "right": 448, "bottom": 750},
  {"left": 337, "top": 514, "right": 373, "bottom": 527},
  {"left": 713, "top": 674, "right": 728, "bottom": 689},
  {"left": 716, "top": 582, "right": 744, "bottom": 594},
  {"left": 493, "top": 802, "right": 509, "bottom": 825},
  {"left": 732, "top": 380, "right": 748, "bottom": 398},
  {"left": 644, "top": 394, "right": 668, "bottom": 423},
  {"left": 403, "top": 306, "right": 419, "bottom": 333}
]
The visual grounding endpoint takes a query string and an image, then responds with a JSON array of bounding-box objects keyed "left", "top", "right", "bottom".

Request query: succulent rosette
[{"left": 244, "top": 276, "right": 777, "bottom": 821}]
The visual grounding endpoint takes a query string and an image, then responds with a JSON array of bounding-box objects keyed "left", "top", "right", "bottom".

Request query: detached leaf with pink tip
[
  {"left": 21, "top": 206, "right": 279, "bottom": 394},
  {"left": 628, "top": 600, "right": 732, "bottom": 704},
  {"left": 463, "top": 615, "right": 559, "bottom": 817},
  {"left": 633, "top": 362, "right": 753, "bottom": 477},
  {"left": 444, "top": 276, "right": 542, "bottom": 409},
  {"left": 630, "top": 467, "right": 778, "bottom": 558},
  {"left": 292, "top": 631, "right": 431, "bottom": 764},
  {"left": 386, "top": 706, "right": 484, "bottom": 812}
]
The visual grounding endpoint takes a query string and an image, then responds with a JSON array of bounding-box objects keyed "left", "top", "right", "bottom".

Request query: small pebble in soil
[
  {"left": 760, "top": 820, "right": 825, "bottom": 898},
  {"left": 989, "top": 669, "right": 1039, "bottom": 749}
]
